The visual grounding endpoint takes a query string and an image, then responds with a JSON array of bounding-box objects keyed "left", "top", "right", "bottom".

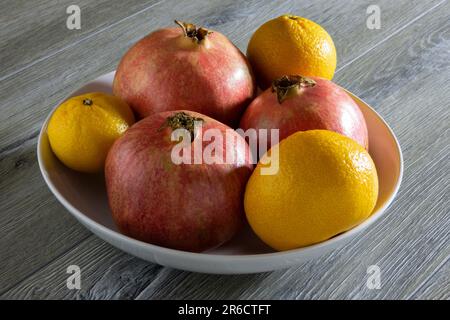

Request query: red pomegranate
[
  {"left": 239, "top": 75, "right": 369, "bottom": 150},
  {"left": 105, "top": 110, "right": 253, "bottom": 252},
  {"left": 113, "top": 20, "right": 256, "bottom": 127}
]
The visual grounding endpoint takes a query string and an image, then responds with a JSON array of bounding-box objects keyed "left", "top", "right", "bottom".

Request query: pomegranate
[
  {"left": 113, "top": 20, "right": 256, "bottom": 127},
  {"left": 239, "top": 75, "right": 369, "bottom": 150},
  {"left": 105, "top": 110, "right": 253, "bottom": 252}
]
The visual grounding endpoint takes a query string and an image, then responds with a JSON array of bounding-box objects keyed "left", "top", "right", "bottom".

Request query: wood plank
[
  {"left": 0, "top": 138, "right": 92, "bottom": 291},
  {"left": 0, "top": 0, "right": 161, "bottom": 79},
  {"left": 408, "top": 259, "right": 449, "bottom": 300},
  {"left": 2, "top": 237, "right": 163, "bottom": 299},
  {"left": 0, "top": 0, "right": 448, "bottom": 298},
  {"left": 2, "top": 0, "right": 440, "bottom": 82}
]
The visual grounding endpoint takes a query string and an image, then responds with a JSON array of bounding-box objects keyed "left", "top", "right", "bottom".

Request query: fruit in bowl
[
  {"left": 244, "top": 130, "right": 378, "bottom": 251},
  {"left": 47, "top": 92, "right": 135, "bottom": 173},
  {"left": 113, "top": 20, "right": 256, "bottom": 127},
  {"left": 105, "top": 110, "right": 254, "bottom": 252},
  {"left": 239, "top": 75, "right": 369, "bottom": 150},
  {"left": 42, "top": 15, "right": 388, "bottom": 260}
]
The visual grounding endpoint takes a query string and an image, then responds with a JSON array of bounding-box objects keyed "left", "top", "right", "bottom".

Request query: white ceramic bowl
[{"left": 37, "top": 72, "right": 403, "bottom": 274}]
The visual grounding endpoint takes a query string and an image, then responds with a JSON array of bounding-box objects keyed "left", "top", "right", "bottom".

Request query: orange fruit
[
  {"left": 244, "top": 130, "right": 378, "bottom": 251},
  {"left": 247, "top": 15, "right": 337, "bottom": 88},
  {"left": 47, "top": 92, "right": 135, "bottom": 173}
]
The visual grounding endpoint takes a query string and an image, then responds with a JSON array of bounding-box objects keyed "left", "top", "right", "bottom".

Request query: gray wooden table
[{"left": 1, "top": 0, "right": 449, "bottom": 300}]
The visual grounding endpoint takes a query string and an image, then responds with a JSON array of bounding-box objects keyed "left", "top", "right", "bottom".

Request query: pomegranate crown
[
  {"left": 271, "top": 75, "right": 316, "bottom": 103},
  {"left": 160, "top": 111, "right": 204, "bottom": 142},
  {"left": 175, "top": 20, "right": 212, "bottom": 43}
]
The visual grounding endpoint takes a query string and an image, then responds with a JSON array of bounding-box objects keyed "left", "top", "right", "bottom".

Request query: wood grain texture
[
  {"left": 0, "top": 0, "right": 449, "bottom": 299},
  {"left": 0, "top": 138, "right": 92, "bottom": 291},
  {"left": 3, "top": 237, "right": 163, "bottom": 299},
  {"left": 0, "top": 0, "right": 162, "bottom": 80},
  {"left": 408, "top": 259, "right": 449, "bottom": 300}
]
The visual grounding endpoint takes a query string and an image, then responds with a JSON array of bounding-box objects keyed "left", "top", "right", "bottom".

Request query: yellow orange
[
  {"left": 47, "top": 92, "right": 135, "bottom": 173},
  {"left": 244, "top": 130, "right": 378, "bottom": 251},
  {"left": 247, "top": 15, "right": 337, "bottom": 88}
]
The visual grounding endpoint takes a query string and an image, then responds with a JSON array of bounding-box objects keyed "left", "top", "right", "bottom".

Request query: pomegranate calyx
[
  {"left": 271, "top": 75, "right": 316, "bottom": 104},
  {"left": 174, "top": 20, "right": 212, "bottom": 43},
  {"left": 162, "top": 111, "right": 204, "bottom": 141}
]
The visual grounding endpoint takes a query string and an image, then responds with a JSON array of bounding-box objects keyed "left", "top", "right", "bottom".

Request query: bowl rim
[{"left": 37, "top": 80, "right": 403, "bottom": 263}]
